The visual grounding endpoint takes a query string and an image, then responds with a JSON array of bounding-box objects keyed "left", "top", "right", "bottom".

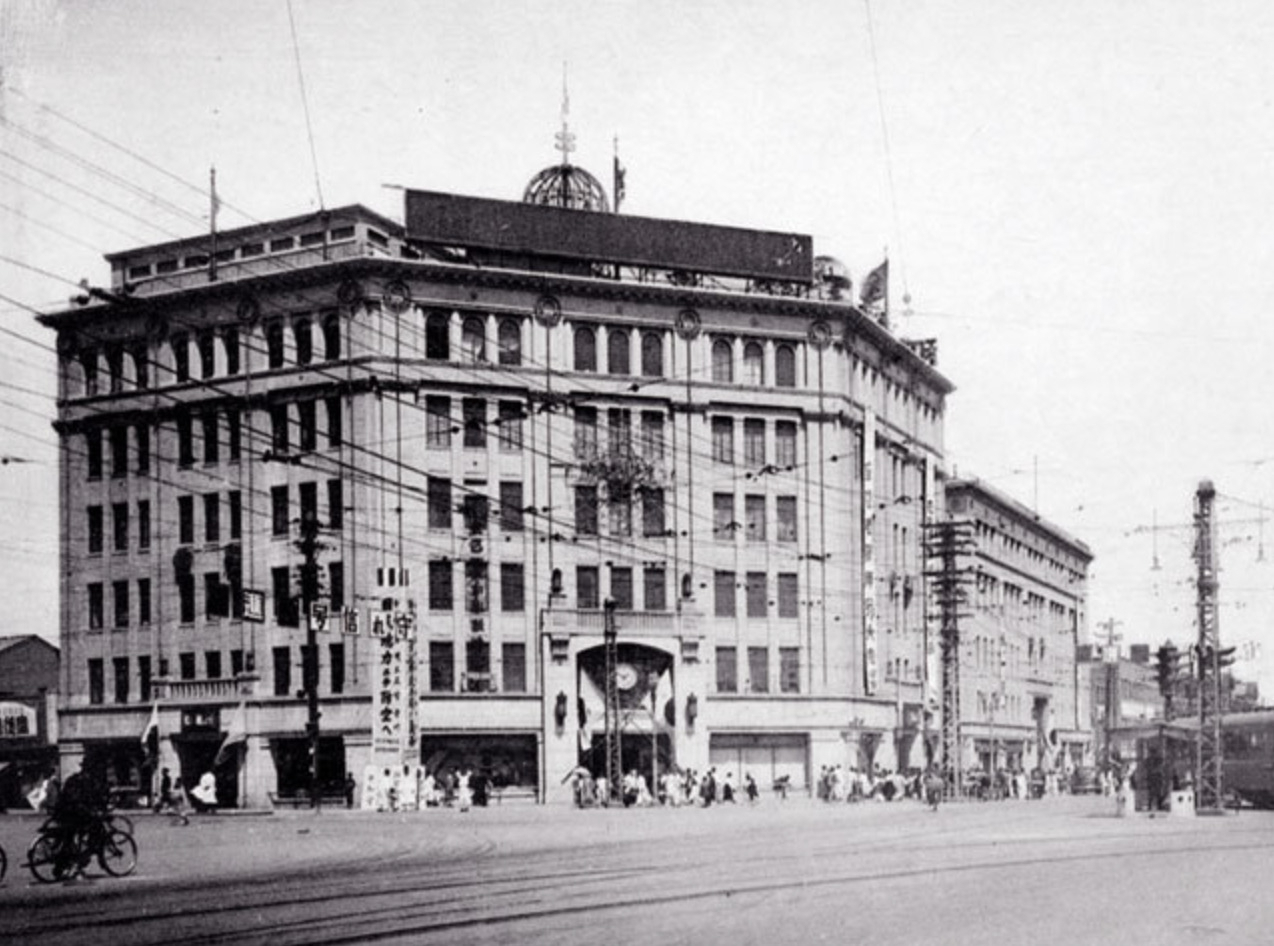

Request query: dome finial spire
[{"left": 554, "top": 61, "right": 575, "bottom": 166}]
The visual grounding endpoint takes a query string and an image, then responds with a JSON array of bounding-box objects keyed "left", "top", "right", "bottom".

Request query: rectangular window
[
  {"left": 88, "top": 582, "right": 104, "bottom": 629},
  {"left": 86, "top": 430, "right": 102, "bottom": 479},
  {"left": 577, "top": 566, "right": 600, "bottom": 609},
  {"left": 298, "top": 401, "right": 317, "bottom": 452},
  {"left": 137, "top": 500, "right": 150, "bottom": 549},
  {"left": 461, "top": 492, "right": 489, "bottom": 535},
  {"left": 138, "top": 655, "right": 152, "bottom": 702},
  {"left": 640, "top": 411, "right": 665, "bottom": 460},
  {"left": 204, "top": 571, "right": 224, "bottom": 618},
  {"left": 113, "top": 579, "right": 129, "bottom": 628},
  {"left": 464, "top": 559, "right": 488, "bottom": 613},
  {"left": 575, "top": 485, "right": 598, "bottom": 536},
  {"left": 135, "top": 424, "right": 149, "bottom": 475},
  {"left": 87, "top": 505, "right": 104, "bottom": 554},
  {"left": 780, "top": 647, "right": 800, "bottom": 694},
  {"left": 743, "top": 419, "right": 766, "bottom": 467},
  {"left": 177, "top": 412, "right": 194, "bottom": 467},
  {"left": 713, "top": 493, "right": 734, "bottom": 539},
  {"left": 230, "top": 649, "right": 244, "bottom": 677},
  {"left": 271, "top": 486, "right": 289, "bottom": 536},
  {"left": 206, "top": 650, "right": 222, "bottom": 679},
  {"left": 746, "top": 572, "right": 767, "bottom": 618},
  {"left": 425, "top": 396, "right": 451, "bottom": 449},
  {"left": 273, "top": 566, "right": 297, "bottom": 626},
  {"left": 429, "top": 641, "right": 455, "bottom": 692},
  {"left": 88, "top": 658, "right": 104, "bottom": 704},
  {"left": 328, "top": 561, "right": 344, "bottom": 610},
  {"left": 712, "top": 416, "right": 734, "bottom": 464},
  {"left": 138, "top": 578, "right": 151, "bottom": 625},
  {"left": 609, "top": 497, "right": 632, "bottom": 537},
  {"left": 273, "top": 646, "right": 291, "bottom": 697},
  {"left": 745, "top": 495, "right": 766, "bottom": 542},
  {"left": 574, "top": 406, "right": 598, "bottom": 460},
  {"left": 466, "top": 638, "right": 491, "bottom": 686},
  {"left": 113, "top": 656, "right": 129, "bottom": 704},
  {"left": 778, "top": 573, "right": 799, "bottom": 619},
  {"left": 227, "top": 410, "right": 241, "bottom": 461},
  {"left": 133, "top": 347, "right": 149, "bottom": 389},
  {"left": 462, "top": 398, "right": 486, "bottom": 448},
  {"left": 204, "top": 493, "right": 220, "bottom": 543},
  {"left": 499, "top": 481, "right": 524, "bottom": 532},
  {"left": 271, "top": 404, "right": 289, "bottom": 454},
  {"left": 500, "top": 562, "right": 525, "bottom": 612},
  {"left": 202, "top": 412, "right": 219, "bottom": 464},
  {"left": 502, "top": 643, "right": 527, "bottom": 693},
  {"left": 428, "top": 477, "right": 452, "bottom": 529},
  {"left": 607, "top": 408, "right": 632, "bottom": 454},
  {"left": 327, "top": 479, "right": 343, "bottom": 530},
  {"left": 715, "top": 646, "right": 737, "bottom": 694},
  {"left": 173, "top": 334, "right": 190, "bottom": 382},
  {"left": 642, "top": 488, "right": 666, "bottom": 537},
  {"left": 179, "top": 652, "right": 196, "bottom": 680},
  {"left": 611, "top": 567, "right": 634, "bottom": 610},
  {"left": 178, "top": 574, "right": 195, "bottom": 623},
  {"left": 775, "top": 421, "right": 797, "bottom": 468},
  {"left": 228, "top": 491, "right": 242, "bottom": 540},
  {"left": 329, "top": 642, "right": 345, "bottom": 694},
  {"left": 428, "top": 560, "right": 453, "bottom": 611},
  {"left": 326, "top": 396, "right": 342, "bottom": 448},
  {"left": 776, "top": 496, "right": 798, "bottom": 543},
  {"left": 178, "top": 496, "right": 194, "bottom": 545},
  {"left": 643, "top": 567, "right": 666, "bottom": 611},
  {"left": 110, "top": 426, "right": 128, "bottom": 478},
  {"left": 198, "top": 331, "right": 216, "bottom": 379},
  {"left": 299, "top": 481, "right": 318, "bottom": 525},
  {"left": 748, "top": 646, "right": 769, "bottom": 694},
  {"left": 714, "top": 570, "right": 736, "bottom": 617},
  {"left": 498, "top": 401, "right": 523, "bottom": 451}
]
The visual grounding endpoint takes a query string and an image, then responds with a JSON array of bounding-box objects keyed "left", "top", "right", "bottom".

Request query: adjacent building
[
  {"left": 943, "top": 478, "right": 1093, "bottom": 775},
  {"left": 0, "top": 634, "right": 59, "bottom": 808}
]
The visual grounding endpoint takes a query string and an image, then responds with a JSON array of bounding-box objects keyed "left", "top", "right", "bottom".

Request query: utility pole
[
  {"left": 1095, "top": 617, "right": 1123, "bottom": 773},
  {"left": 1194, "top": 480, "right": 1225, "bottom": 814},
  {"left": 924, "top": 518, "right": 974, "bottom": 798},
  {"left": 296, "top": 510, "right": 322, "bottom": 809},
  {"left": 603, "top": 598, "right": 621, "bottom": 801}
]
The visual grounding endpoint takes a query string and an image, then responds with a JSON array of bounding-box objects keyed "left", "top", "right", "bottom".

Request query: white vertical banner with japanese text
[
  {"left": 362, "top": 610, "right": 422, "bottom": 811},
  {"left": 862, "top": 411, "right": 879, "bottom": 696}
]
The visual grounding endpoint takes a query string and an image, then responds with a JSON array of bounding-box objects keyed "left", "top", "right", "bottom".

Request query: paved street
[{"left": 1, "top": 796, "right": 1271, "bottom": 945}]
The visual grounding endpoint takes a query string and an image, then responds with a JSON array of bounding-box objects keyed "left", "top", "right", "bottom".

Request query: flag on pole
[
  {"left": 859, "top": 259, "right": 889, "bottom": 311},
  {"left": 140, "top": 701, "right": 159, "bottom": 748},
  {"left": 214, "top": 701, "right": 247, "bottom": 766}
]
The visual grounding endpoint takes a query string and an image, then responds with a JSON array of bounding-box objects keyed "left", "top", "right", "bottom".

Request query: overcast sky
[{"left": 3, "top": 0, "right": 1274, "bottom": 691}]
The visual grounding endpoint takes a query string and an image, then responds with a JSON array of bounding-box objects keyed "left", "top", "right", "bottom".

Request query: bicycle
[
  {"left": 0, "top": 841, "right": 7, "bottom": 883},
  {"left": 26, "top": 816, "right": 137, "bottom": 884}
]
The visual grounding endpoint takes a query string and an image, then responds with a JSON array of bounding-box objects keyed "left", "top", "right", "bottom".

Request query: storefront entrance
[{"left": 709, "top": 733, "right": 808, "bottom": 792}]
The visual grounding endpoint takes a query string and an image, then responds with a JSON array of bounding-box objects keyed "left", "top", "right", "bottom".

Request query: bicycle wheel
[
  {"left": 27, "top": 834, "right": 71, "bottom": 884},
  {"left": 0, "top": 843, "right": 7, "bottom": 882},
  {"left": 107, "top": 812, "right": 135, "bottom": 835},
  {"left": 97, "top": 828, "right": 137, "bottom": 877}
]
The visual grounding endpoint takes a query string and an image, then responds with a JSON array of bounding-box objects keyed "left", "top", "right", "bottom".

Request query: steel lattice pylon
[
  {"left": 603, "top": 600, "right": 622, "bottom": 801},
  {"left": 924, "top": 519, "right": 975, "bottom": 799},
  {"left": 1194, "top": 480, "right": 1225, "bottom": 813}
]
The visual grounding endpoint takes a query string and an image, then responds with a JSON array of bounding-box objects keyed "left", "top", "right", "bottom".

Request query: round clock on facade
[{"left": 615, "top": 662, "right": 638, "bottom": 690}]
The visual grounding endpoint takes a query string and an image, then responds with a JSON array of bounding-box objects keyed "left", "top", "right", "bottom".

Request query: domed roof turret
[{"left": 523, "top": 163, "right": 610, "bottom": 212}]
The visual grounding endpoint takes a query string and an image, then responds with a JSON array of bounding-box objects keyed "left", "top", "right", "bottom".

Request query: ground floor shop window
[
  {"left": 421, "top": 733, "right": 537, "bottom": 793},
  {"left": 270, "top": 735, "right": 347, "bottom": 799}
]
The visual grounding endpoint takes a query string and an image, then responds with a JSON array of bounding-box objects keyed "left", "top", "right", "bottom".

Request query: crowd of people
[{"left": 568, "top": 767, "right": 766, "bottom": 808}]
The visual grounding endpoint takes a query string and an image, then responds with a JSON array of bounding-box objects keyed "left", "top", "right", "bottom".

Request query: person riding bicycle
[{"left": 47, "top": 764, "right": 112, "bottom": 874}]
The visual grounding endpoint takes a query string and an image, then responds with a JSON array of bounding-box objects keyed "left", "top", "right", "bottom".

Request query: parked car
[{"left": 1070, "top": 766, "right": 1101, "bottom": 794}]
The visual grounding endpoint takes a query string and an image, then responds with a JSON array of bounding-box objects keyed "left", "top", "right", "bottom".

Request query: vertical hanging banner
[
  {"left": 922, "top": 454, "right": 939, "bottom": 710},
  {"left": 862, "top": 411, "right": 879, "bottom": 696},
  {"left": 363, "top": 609, "right": 422, "bottom": 810}
]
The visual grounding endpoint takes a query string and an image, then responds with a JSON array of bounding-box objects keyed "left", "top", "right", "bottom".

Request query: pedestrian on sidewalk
[{"left": 344, "top": 772, "right": 357, "bottom": 809}]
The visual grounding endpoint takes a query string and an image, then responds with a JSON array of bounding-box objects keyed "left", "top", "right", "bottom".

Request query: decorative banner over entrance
[{"left": 862, "top": 411, "right": 879, "bottom": 696}]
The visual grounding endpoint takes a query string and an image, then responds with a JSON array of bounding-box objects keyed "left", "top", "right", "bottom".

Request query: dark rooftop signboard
[{"left": 404, "top": 189, "right": 814, "bottom": 284}]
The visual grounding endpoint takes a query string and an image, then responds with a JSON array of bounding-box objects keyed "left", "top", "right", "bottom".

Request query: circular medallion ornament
[
  {"left": 236, "top": 294, "right": 261, "bottom": 324},
  {"left": 382, "top": 280, "right": 412, "bottom": 313},
  {"left": 675, "top": 308, "right": 701, "bottom": 341},
  {"left": 808, "top": 319, "right": 833, "bottom": 350},
  {"left": 616, "top": 663, "right": 638, "bottom": 691},
  {"left": 533, "top": 294, "right": 563, "bottom": 328},
  {"left": 337, "top": 279, "right": 364, "bottom": 307}
]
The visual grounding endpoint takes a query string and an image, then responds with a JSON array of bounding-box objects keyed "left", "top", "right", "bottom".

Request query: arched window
[
  {"left": 322, "top": 313, "right": 341, "bottom": 361},
  {"left": 425, "top": 312, "right": 450, "bottom": 360},
  {"left": 80, "top": 352, "right": 99, "bottom": 397},
  {"left": 198, "top": 331, "right": 216, "bottom": 379},
  {"left": 266, "top": 323, "right": 285, "bottom": 369},
  {"left": 641, "top": 332, "right": 663, "bottom": 378},
  {"left": 711, "top": 339, "right": 733, "bottom": 383},
  {"left": 171, "top": 334, "right": 190, "bottom": 382},
  {"left": 574, "top": 326, "right": 597, "bottom": 372},
  {"left": 131, "top": 345, "right": 149, "bottom": 390},
  {"left": 775, "top": 344, "right": 796, "bottom": 388},
  {"left": 462, "top": 316, "right": 486, "bottom": 363},
  {"left": 294, "top": 319, "right": 313, "bottom": 365},
  {"left": 743, "top": 341, "right": 764, "bottom": 386},
  {"left": 607, "top": 329, "right": 630, "bottom": 375},
  {"left": 497, "top": 319, "right": 521, "bottom": 366},
  {"left": 106, "top": 345, "right": 125, "bottom": 393}
]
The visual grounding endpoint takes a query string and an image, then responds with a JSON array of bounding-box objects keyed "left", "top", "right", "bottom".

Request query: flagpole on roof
[{"left": 209, "top": 165, "right": 219, "bottom": 283}]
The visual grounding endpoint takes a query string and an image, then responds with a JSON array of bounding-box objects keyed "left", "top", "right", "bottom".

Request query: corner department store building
[{"left": 41, "top": 158, "right": 957, "bottom": 806}]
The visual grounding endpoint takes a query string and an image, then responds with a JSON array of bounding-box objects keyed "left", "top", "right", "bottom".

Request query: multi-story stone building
[
  {"left": 40, "top": 150, "right": 954, "bottom": 805},
  {"left": 943, "top": 478, "right": 1093, "bottom": 776}
]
